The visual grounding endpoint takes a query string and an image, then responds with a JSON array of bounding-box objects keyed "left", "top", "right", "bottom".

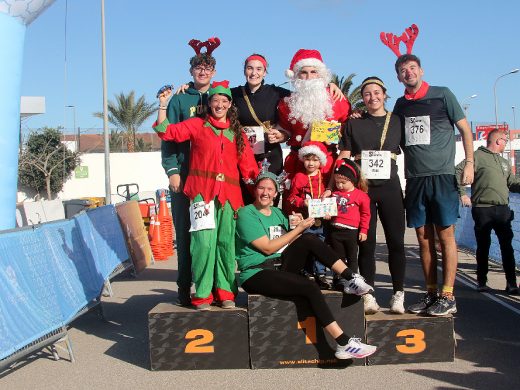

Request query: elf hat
[
  {"left": 335, "top": 158, "right": 360, "bottom": 184},
  {"left": 298, "top": 141, "right": 327, "bottom": 166},
  {"left": 285, "top": 49, "right": 325, "bottom": 79},
  {"left": 208, "top": 80, "right": 232, "bottom": 100}
]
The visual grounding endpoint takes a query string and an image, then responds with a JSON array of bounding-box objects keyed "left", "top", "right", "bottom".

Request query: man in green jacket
[
  {"left": 456, "top": 129, "right": 520, "bottom": 294},
  {"left": 161, "top": 51, "right": 216, "bottom": 305}
]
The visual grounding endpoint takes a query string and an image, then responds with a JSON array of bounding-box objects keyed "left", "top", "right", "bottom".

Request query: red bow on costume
[
  {"left": 211, "top": 80, "right": 230, "bottom": 89},
  {"left": 188, "top": 37, "right": 221, "bottom": 56}
]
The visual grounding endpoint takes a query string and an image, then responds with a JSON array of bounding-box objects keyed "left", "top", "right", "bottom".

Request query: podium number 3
[
  {"left": 298, "top": 316, "right": 317, "bottom": 344},
  {"left": 395, "top": 329, "right": 426, "bottom": 354},
  {"left": 185, "top": 329, "right": 214, "bottom": 353}
]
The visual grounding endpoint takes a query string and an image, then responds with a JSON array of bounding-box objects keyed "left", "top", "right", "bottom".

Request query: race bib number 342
[
  {"left": 404, "top": 115, "right": 431, "bottom": 146},
  {"left": 361, "top": 150, "right": 391, "bottom": 180}
]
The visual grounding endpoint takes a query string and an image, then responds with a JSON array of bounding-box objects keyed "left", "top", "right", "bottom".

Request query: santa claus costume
[{"left": 277, "top": 49, "right": 351, "bottom": 181}]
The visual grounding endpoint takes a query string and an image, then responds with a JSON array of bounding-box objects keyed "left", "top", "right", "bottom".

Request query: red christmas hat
[
  {"left": 298, "top": 141, "right": 327, "bottom": 166},
  {"left": 285, "top": 49, "right": 325, "bottom": 78}
]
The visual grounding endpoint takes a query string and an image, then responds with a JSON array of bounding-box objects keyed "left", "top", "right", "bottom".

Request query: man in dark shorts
[{"left": 393, "top": 54, "right": 474, "bottom": 316}]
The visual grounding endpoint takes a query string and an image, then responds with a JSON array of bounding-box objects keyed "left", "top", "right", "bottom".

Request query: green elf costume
[{"left": 154, "top": 80, "right": 259, "bottom": 308}]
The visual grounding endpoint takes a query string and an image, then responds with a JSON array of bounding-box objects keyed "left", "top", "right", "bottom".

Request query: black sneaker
[
  {"left": 315, "top": 274, "right": 331, "bottom": 290},
  {"left": 426, "top": 296, "right": 457, "bottom": 316},
  {"left": 332, "top": 276, "right": 343, "bottom": 291},
  {"left": 301, "top": 269, "right": 315, "bottom": 281},
  {"left": 505, "top": 283, "right": 519, "bottom": 295},
  {"left": 476, "top": 283, "right": 490, "bottom": 292},
  {"left": 408, "top": 292, "right": 437, "bottom": 314},
  {"left": 177, "top": 287, "right": 191, "bottom": 306}
]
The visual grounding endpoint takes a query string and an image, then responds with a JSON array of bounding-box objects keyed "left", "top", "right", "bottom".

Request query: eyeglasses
[{"left": 193, "top": 66, "right": 214, "bottom": 74}]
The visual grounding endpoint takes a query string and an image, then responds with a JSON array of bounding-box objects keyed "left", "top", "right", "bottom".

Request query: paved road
[{"left": 1, "top": 225, "right": 519, "bottom": 389}]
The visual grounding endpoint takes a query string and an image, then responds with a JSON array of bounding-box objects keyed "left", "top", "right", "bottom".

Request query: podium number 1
[
  {"left": 185, "top": 329, "right": 215, "bottom": 353},
  {"left": 298, "top": 316, "right": 317, "bottom": 344},
  {"left": 395, "top": 329, "right": 426, "bottom": 354}
]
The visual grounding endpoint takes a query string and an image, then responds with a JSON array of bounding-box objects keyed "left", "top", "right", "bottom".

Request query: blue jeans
[{"left": 303, "top": 224, "right": 327, "bottom": 275}]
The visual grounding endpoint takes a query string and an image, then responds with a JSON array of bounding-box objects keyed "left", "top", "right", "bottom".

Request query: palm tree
[
  {"left": 331, "top": 73, "right": 365, "bottom": 111},
  {"left": 94, "top": 91, "right": 157, "bottom": 152}
]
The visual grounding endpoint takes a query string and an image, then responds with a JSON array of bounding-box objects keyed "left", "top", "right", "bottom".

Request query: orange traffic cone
[
  {"left": 156, "top": 190, "right": 174, "bottom": 258},
  {"left": 150, "top": 220, "right": 168, "bottom": 261},
  {"left": 158, "top": 191, "right": 170, "bottom": 219}
]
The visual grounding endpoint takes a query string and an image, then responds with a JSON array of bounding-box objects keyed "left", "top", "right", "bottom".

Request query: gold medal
[{"left": 314, "top": 219, "right": 322, "bottom": 227}]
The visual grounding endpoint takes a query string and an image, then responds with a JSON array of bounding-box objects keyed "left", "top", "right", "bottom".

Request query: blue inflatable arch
[{"left": 0, "top": 0, "right": 56, "bottom": 230}]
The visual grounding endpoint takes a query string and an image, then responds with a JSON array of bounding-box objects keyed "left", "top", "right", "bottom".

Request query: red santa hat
[
  {"left": 298, "top": 141, "right": 327, "bottom": 166},
  {"left": 285, "top": 49, "right": 325, "bottom": 79}
]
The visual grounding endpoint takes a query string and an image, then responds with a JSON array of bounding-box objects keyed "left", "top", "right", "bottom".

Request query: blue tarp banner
[{"left": 0, "top": 205, "right": 129, "bottom": 360}]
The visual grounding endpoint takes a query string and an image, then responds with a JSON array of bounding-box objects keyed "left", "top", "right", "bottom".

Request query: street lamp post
[
  {"left": 462, "top": 94, "right": 477, "bottom": 116},
  {"left": 65, "top": 105, "right": 77, "bottom": 151},
  {"left": 101, "top": 0, "right": 111, "bottom": 204},
  {"left": 494, "top": 69, "right": 519, "bottom": 128}
]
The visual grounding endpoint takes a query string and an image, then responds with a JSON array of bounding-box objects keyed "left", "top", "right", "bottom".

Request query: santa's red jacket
[
  {"left": 277, "top": 89, "right": 351, "bottom": 179},
  {"left": 154, "top": 116, "right": 259, "bottom": 211}
]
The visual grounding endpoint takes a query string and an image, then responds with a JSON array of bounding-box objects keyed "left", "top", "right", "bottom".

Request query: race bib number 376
[{"left": 404, "top": 115, "right": 431, "bottom": 146}]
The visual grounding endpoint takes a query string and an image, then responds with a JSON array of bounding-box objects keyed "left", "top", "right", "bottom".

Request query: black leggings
[
  {"left": 242, "top": 233, "right": 341, "bottom": 327},
  {"left": 328, "top": 228, "right": 359, "bottom": 272},
  {"left": 358, "top": 176, "right": 406, "bottom": 291}
]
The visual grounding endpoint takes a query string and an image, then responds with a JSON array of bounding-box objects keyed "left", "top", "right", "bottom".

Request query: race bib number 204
[
  {"left": 189, "top": 200, "right": 215, "bottom": 232},
  {"left": 404, "top": 115, "right": 431, "bottom": 146}
]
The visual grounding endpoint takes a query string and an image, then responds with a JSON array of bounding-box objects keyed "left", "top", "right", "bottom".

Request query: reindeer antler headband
[
  {"left": 380, "top": 24, "right": 419, "bottom": 57},
  {"left": 188, "top": 37, "right": 221, "bottom": 56}
]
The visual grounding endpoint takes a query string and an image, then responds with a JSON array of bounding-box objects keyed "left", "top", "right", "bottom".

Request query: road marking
[{"left": 406, "top": 249, "right": 520, "bottom": 316}]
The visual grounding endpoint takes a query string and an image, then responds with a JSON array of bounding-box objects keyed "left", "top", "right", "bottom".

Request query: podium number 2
[
  {"left": 395, "top": 329, "right": 426, "bottom": 354},
  {"left": 185, "top": 329, "right": 214, "bottom": 353},
  {"left": 298, "top": 316, "right": 317, "bottom": 344}
]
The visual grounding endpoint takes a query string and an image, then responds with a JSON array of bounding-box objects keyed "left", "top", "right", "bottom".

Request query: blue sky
[{"left": 20, "top": 0, "right": 520, "bottom": 136}]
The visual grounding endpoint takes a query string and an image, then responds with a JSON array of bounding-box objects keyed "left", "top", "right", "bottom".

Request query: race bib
[
  {"left": 310, "top": 120, "right": 341, "bottom": 144},
  {"left": 189, "top": 200, "right": 215, "bottom": 232},
  {"left": 308, "top": 198, "right": 338, "bottom": 218},
  {"left": 243, "top": 126, "right": 265, "bottom": 154},
  {"left": 269, "top": 225, "right": 288, "bottom": 253},
  {"left": 361, "top": 150, "right": 391, "bottom": 180},
  {"left": 404, "top": 115, "right": 431, "bottom": 146}
]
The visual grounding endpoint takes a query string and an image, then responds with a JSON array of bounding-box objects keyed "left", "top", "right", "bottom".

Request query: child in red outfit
[
  {"left": 326, "top": 158, "right": 370, "bottom": 289},
  {"left": 285, "top": 141, "right": 331, "bottom": 289}
]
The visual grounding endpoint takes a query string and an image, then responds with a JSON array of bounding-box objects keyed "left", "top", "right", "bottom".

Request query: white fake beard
[{"left": 288, "top": 78, "right": 333, "bottom": 129}]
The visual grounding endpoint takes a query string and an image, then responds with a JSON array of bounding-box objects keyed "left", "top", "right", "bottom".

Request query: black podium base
[
  {"left": 148, "top": 302, "right": 250, "bottom": 370},
  {"left": 366, "top": 311, "right": 454, "bottom": 365},
  {"left": 248, "top": 291, "right": 365, "bottom": 369}
]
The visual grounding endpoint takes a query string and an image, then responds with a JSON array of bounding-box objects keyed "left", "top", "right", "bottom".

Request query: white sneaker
[
  {"left": 389, "top": 291, "right": 405, "bottom": 314},
  {"left": 362, "top": 294, "right": 380, "bottom": 314},
  {"left": 343, "top": 273, "right": 374, "bottom": 296},
  {"left": 335, "top": 337, "right": 377, "bottom": 359}
]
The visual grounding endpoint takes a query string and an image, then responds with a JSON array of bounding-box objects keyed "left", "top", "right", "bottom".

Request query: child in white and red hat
[{"left": 285, "top": 141, "right": 331, "bottom": 289}]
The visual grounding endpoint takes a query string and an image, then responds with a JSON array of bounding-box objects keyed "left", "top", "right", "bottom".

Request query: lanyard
[
  {"left": 308, "top": 171, "right": 322, "bottom": 199},
  {"left": 241, "top": 86, "right": 271, "bottom": 132},
  {"left": 378, "top": 111, "right": 392, "bottom": 150}
]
